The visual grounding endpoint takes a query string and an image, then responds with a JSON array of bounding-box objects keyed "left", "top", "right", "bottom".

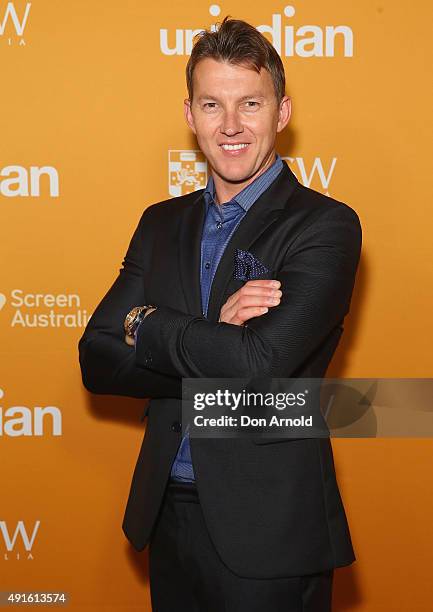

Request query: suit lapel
[
  {"left": 206, "top": 162, "right": 299, "bottom": 322},
  {"left": 178, "top": 190, "right": 206, "bottom": 316},
  {"left": 178, "top": 162, "right": 299, "bottom": 321}
]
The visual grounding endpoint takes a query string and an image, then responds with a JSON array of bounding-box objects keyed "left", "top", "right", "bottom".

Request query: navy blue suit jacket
[{"left": 78, "top": 161, "right": 361, "bottom": 578}]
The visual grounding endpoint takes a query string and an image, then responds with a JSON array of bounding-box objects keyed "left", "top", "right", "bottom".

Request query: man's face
[{"left": 184, "top": 58, "right": 291, "bottom": 190}]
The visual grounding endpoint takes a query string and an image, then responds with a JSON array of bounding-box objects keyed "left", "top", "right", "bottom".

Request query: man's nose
[{"left": 220, "top": 109, "right": 243, "bottom": 136}]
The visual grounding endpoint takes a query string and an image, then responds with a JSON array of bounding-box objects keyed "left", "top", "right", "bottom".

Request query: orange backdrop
[{"left": 1, "top": 1, "right": 432, "bottom": 610}]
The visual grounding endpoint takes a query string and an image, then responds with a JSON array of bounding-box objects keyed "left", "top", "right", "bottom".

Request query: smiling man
[
  {"left": 184, "top": 55, "right": 290, "bottom": 202},
  {"left": 79, "top": 16, "right": 362, "bottom": 612}
]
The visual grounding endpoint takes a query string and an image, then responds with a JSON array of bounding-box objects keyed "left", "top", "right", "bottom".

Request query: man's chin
[{"left": 211, "top": 164, "right": 258, "bottom": 186}]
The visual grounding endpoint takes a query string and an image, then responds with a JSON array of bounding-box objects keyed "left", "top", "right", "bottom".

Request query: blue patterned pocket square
[{"left": 233, "top": 248, "right": 269, "bottom": 281}]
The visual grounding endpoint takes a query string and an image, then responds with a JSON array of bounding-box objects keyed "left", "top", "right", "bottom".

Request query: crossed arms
[{"left": 78, "top": 203, "right": 361, "bottom": 399}]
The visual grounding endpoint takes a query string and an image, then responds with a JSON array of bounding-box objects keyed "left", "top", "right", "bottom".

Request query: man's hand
[
  {"left": 218, "top": 280, "right": 281, "bottom": 325},
  {"left": 125, "top": 334, "right": 135, "bottom": 346}
]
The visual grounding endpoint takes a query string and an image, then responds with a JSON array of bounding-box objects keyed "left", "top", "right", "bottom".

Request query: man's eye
[
  {"left": 203, "top": 102, "right": 217, "bottom": 109},
  {"left": 245, "top": 101, "right": 259, "bottom": 107}
]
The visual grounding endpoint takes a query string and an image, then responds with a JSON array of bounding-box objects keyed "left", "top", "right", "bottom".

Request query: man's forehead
[
  {"left": 193, "top": 60, "right": 272, "bottom": 95},
  {"left": 194, "top": 58, "right": 265, "bottom": 76}
]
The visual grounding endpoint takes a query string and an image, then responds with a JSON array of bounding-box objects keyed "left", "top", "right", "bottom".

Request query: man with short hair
[{"left": 79, "top": 16, "right": 361, "bottom": 611}]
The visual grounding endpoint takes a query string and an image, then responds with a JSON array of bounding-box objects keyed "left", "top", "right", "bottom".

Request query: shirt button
[
  {"left": 171, "top": 421, "right": 181, "bottom": 432},
  {"left": 204, "top": 262, "right": 210, "bottom": 269},
  {"left": 216, "top": 221, "right": 222, "bottom": 229}
]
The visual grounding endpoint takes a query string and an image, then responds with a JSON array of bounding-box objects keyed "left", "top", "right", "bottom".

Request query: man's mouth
[{"left": 219, "top": 143, "right": 250, "bottom": 151}]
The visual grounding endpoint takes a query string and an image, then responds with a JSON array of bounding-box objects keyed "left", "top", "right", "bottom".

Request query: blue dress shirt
[{"left": 169, "top": 154, "right": 284, "bottom": 482}]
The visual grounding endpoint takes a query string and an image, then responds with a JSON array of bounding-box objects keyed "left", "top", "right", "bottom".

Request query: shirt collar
[{"left": 203, "top": 153, "right": 283, "bottom": 212}]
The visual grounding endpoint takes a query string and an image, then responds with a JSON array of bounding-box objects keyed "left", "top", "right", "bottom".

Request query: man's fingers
[
  {"left": 224, "top": 280, "right": 281, "bottom": 308},
  {"left": 222, "top": 291, "right": 281, "bottom": 318},
  {"left": 239, "top": 287, "right": 282, "bottom": 298},
  {"left": 219, "top": 279, "right": 282, "bottom": 324},
  {"left": 245, "top": 279, "right": 281, "bottom": 288},
  {"left": 221, "top": 293, "right": 281, "bottom": 325},
  {"left": 235, "top": 292, "right": 281, "bottom": 308},
  {"left": 237, "top": 306, "right": 269, "bottom": 321}
]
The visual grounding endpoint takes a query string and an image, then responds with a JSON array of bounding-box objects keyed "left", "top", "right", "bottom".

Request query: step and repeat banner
[{"left": 1, "top": 1, "right": 432, "bottom": 610}]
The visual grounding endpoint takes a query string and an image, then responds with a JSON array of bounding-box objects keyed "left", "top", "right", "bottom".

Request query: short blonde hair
[{"left": 186, "top": 16, "right": 286, "bottom": 103}]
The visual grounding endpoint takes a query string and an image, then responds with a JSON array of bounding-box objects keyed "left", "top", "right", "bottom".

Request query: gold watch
[{"left": 124, "top": 305, "right": 156, "bottom": 339}]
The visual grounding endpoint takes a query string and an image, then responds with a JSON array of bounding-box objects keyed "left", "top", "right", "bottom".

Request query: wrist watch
[{"left": 124, "top": 305, "right": 156, "bottom": 339}]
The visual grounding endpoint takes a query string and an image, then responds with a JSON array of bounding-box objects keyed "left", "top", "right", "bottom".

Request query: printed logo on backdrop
[
  {"left": 0, "top": 387, "right": 62, "bottom": 437},
  {"left": 0, "top": 290, "right": 89, "bottom": 328},
  {"left": 1, "top": 520, "right": 40, "bottom": 560},
  {"left": 0, "top": 2, "right": 31, "bottom": 47},
  {"left": 0, "top": 165, "right": 59, "bottom": 197},
  {"left": 168, "top": 150, "right": 207, "bottom": 197},
  {"left": 166, "top": 153, "right": 337, "bottom": 197},
  {"left": 283, "top": 157, "right": 337, "bottom": 196},
  {"left": 160, "top": 4, "right": 354, "bottom": 57}
]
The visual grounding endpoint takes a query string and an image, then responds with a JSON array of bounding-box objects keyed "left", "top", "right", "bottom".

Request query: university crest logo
[{"left": 168, "top": 150, "right": 207, "bottom": 197}]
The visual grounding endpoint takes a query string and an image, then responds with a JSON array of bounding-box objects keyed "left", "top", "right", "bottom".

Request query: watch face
[
  {"left": 130, "top": 306, "right": 148, "bottom": 336},
  {"left": 125, "top": 307, "right": 140, "bottom": 334},
  {"left": 125, "top": 305, "right": 155, "bottom": 336},
  {"left": 130, "top": 306, "right": 141, "bottom": 319},
  {"left": 133, "top": 310, "right": 146, "bottom": 332}
]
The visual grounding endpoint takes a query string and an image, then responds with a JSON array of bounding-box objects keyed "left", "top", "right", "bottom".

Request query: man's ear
[
  {"left": 277, "top": 96, "right": 292, "bottom": 133},
  {"left": 184, "top": 98, "right": 196, "bottom": 134}
]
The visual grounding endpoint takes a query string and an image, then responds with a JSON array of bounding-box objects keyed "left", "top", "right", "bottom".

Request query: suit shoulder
[
  {"left": 294, "top": 183, "right": 362, "bottom": 229},
  {"left": 140, "top": 189, "right": 204, "bottom": 221}
]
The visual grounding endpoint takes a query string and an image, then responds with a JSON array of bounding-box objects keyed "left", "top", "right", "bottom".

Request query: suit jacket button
[{"left": 171, "top": 421, "right": 181, "bottom": 432}]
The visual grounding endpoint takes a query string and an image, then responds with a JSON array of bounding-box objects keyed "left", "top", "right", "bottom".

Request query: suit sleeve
[
  {"left": 78, "top": 207, "right": 181, "bottom": 399},
  {"left": 135, "top": 205, "right": 362, "bottom": 378}
]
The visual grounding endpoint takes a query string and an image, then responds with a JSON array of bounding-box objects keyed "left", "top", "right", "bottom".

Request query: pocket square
[{"left": 233, "top": 248, "right": 269, "bottom": 281}]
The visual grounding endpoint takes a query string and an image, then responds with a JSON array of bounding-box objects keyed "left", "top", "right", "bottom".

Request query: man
[{"left": 79, "top": 17, "right": 361, "bottom": 612}]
